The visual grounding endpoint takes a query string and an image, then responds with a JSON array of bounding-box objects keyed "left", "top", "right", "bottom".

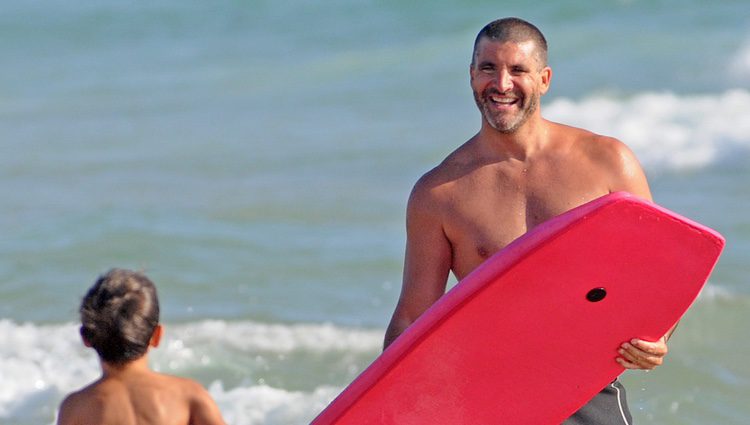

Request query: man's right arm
[{"left": 383, "top": 178, "right": 452, "bottom": 350}]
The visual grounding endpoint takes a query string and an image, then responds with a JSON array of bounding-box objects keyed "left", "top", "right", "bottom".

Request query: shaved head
[{"left": 472, "top": 17, "right": 548, "bottom": 69}]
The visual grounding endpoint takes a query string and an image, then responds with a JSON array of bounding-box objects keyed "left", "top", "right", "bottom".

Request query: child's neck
[{"left": 101, "top": 354, "right": 152, "bottom": 378}]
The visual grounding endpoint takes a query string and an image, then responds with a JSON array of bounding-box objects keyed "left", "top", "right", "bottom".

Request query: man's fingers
[
  {"left": 615, "top": 356, "right": 642, "bottom": 370},
  {"left": 619, "top": 343, "right": 664, "bottom": 369},
  {"left": 615, "top": 336, "right": 670, "bottom": 370},
  {"left": 617, "top": 347, "right": 650, "bottom": 368},
  {"left": 630, "top": 338, "right": 668, "bottom": 356}
]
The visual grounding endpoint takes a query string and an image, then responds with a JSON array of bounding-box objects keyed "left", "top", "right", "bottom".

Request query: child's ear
[
  {"left": 150, "top": 324, "right": 163, "bottom": 348},
  {"left": 79, "top": 326, "right": 93, "bottom": 347}
]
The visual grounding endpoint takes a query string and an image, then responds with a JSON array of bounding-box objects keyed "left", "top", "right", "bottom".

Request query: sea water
[{"left": 1, "top": 1, "right": 748, "bottom": 424}]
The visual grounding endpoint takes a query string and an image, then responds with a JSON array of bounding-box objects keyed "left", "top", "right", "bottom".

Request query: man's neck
[{"left": 477, "top": 117, "right": 550, "bottom": 161}]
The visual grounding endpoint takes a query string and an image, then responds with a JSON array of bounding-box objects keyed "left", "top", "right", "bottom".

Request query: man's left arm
[{"left": 606, "top": 137, "right": 672, "bottom": 371}]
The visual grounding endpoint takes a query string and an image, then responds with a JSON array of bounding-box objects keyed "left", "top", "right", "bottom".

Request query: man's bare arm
[
  {"left": 605, "top": 137, "right": 652, "bottom": 202},
  {"left": 605, "top": 137, "right": 676, "bottom": 370},
  {"left": 384, "top": 179, "right": 452, "bottom": 350}
]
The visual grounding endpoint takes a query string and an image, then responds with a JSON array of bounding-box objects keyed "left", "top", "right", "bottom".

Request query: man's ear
[
  {"left": 150, "top": 324, "right": 163, "bottom": 348},
  {"left": 539, "top": 66, "right": 552, "bottom": 96},
  {"left": 79, "top": 326, "right": 92, "bottom": 348}
]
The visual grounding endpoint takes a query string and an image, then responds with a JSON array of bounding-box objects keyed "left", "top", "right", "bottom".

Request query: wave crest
[{"left": 545, "top": 90, "right": 750, "bottom": 171}]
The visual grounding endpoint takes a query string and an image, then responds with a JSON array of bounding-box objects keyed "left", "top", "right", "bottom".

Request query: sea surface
[{"left": 1, "top": 1, "right": 749, "bottom": 424}]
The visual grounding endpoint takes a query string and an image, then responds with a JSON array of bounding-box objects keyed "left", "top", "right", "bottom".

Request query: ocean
[{"left": 1, "top": 0, "right": 748, "bottom": 424}]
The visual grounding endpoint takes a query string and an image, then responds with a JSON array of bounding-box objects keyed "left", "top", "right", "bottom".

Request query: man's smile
[{"left": 487, "top": 92, "right": 520, "bottom": 109}]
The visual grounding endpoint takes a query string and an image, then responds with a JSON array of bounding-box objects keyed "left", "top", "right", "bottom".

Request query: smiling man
[{"left": 384, "top": 17, "right": 673, "bottom": 424}]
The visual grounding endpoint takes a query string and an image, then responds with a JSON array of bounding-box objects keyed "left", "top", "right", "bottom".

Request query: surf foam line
[
  {"left": 164, "top": 320, "right": 382, "bottom": 353},
  {"left": 730, "top": 37, "right": 750, "bottom": 81},
  {"left": 0, "top": 319, "right": 380, "bottom": 424},
  {"left": 209, "top": 382, "right": 341, "bottom": 425},
  {"left": 545, "top": 89, "right": 750, "bottom": 171}
]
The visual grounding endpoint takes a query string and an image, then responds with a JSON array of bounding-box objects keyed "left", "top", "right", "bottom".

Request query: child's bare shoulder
[
  {"left": 56, "top": 382, "right": 109, "bottom": 425},
  {"left": 156, "top": 372, "right": 205, "bottom": 394},
  {"left": 171, "top": 375, "right": 220, "bottom": 409},
  {"left": 57, "top": 390, "right": 85, "bottom": 424},
  {"left": 158, "top": 373, "right": 227, "bottom": 425}
]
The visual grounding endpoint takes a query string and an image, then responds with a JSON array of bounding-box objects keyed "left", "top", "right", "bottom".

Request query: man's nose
[{"left": 496, "top": 69, "right": 513, "bottom": 92}]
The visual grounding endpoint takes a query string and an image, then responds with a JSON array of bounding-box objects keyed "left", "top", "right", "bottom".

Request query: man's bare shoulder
[
  {"left": 411, "top": 138, "right": 483, "bottom": 200},
  {"left": 550, "top": 122, "right": 637, "bottom": 164},
  {"left": 549, "top": 121, "right": 650, "bottom": 197}
]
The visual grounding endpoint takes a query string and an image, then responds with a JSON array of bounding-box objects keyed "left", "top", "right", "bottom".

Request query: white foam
[
  {"left": 730, "top": 38, "right": 750, "bottom": 81},
  {"left": 0, "top": 321, "right": 97, "bottom": 422},
  {"left": 696, "top": 282, "right": 743, "bottom": 303},
  {"left": 545, "top": 89, "right": 750, "bottom": 171},
  {"left": 0, "top": 319, "right": 377, "bottom": 425},
  {"left": 150, "top": 320, "right": 383, "bottom": 376},
  {"left": 165, "top": 320, "right": 382, "bottom": 354},
  {"left": 210, "top": 382, "right": 339, "bottom": 425}
]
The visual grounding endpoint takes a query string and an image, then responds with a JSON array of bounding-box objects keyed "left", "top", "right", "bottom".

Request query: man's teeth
[{"left": 490, "top": 95, "right": 516, "bottom": 104}]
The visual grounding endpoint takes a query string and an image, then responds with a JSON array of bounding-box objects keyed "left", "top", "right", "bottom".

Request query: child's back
[
  {"left": 57, "top": 269, "right": 225, "bottom": 425},
  {"left": 59, "top": 367, "right": 223, "bottom": 425}
]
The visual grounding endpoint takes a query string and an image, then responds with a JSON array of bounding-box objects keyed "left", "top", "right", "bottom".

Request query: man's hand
[{"left": 616, "top": 335, "right": 669, "bottom": 370}]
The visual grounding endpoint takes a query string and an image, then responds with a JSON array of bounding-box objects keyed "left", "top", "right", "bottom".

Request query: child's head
[{"left": 79, "top": 268, "right": 160, "bottom": 365}]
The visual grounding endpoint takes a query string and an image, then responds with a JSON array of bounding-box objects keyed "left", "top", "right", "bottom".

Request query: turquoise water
[{"left": 2, "top": 1, "right": 749, "bottom": 424}]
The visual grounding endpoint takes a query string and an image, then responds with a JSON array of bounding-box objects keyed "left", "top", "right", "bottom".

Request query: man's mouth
[{"left": 488, "top": 93, "right": 519, "bottom": 107}]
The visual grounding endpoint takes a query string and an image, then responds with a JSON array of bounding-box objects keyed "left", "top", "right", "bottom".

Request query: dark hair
[
  {"left": 472, "top": 17, "right": 548, "bottom": 68},
  {"left": 80, "top": 268, "right": 160, "bottom": 364}
]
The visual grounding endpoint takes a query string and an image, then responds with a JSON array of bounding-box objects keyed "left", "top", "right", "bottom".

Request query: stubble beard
[{"left": 473, "top": 89, "right": 539, "bottom": 134}]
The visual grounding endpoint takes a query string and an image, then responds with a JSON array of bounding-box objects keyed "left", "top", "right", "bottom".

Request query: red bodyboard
[{"left": 312, "top": 192, "right": 725, "bottom": 424}]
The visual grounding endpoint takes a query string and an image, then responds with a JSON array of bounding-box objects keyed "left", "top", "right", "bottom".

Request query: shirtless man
[
  {"left": 57, "top": 268, "right": 226, "bottom": 425},
  {"left": 384, "top": 17, "right": 672, "bottom": 424}
]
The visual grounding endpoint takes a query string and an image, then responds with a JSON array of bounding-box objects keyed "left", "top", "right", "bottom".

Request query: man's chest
[{"left": 441, "top": 181, "right": 608, "bottom": 278}]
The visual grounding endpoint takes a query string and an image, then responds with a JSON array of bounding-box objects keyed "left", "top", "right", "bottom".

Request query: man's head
[
  {"left": 470, "top": 18, "right": 551, "bottom": 134},
  {"left": 471, "top": 17, "right": 548, "bottom": 70},
  {"left": 79, "top": 268, "right": 160, "bottom": 365}
]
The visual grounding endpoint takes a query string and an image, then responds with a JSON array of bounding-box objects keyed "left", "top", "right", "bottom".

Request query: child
[{"left": 57, "top": 268, "right": 226, "bottom": 425}]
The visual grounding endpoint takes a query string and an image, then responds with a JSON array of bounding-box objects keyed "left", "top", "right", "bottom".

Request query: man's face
[{"left": 470, "top": 38, "right": 551, "bottom": 133}]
